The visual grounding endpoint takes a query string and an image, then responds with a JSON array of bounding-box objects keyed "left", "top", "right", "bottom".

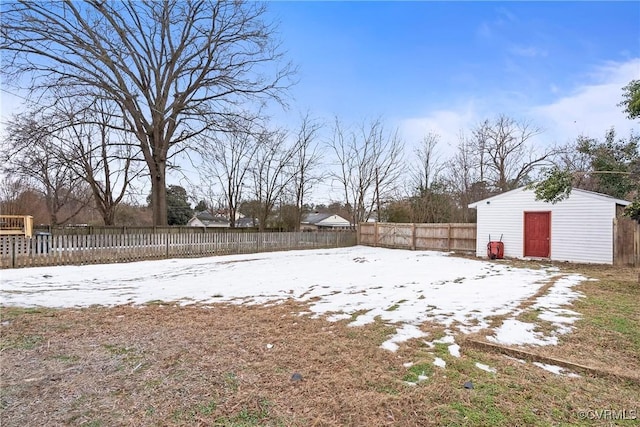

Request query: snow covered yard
[
  {"left": 3, "top": 247, "right": 639, "bottom": 426},
  {"left": 0, "top": 246, "right": 584, "bottom": 357}
]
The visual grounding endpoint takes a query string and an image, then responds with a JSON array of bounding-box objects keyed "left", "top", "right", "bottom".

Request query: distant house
[
  {"left": 301, "top": 213, "right": 352, "bottom": 231},
  {"left": 235, "top": 217, "right": 257, "bottom": 228},
  {"left": 468, "top": 187, "right": 630, "bottom": 264},
  {"left": 187, "top": 211, "right": 257, "bottom": 228},
  {"left": 187, "top": 211, "right": 229, "bottom": 228}
]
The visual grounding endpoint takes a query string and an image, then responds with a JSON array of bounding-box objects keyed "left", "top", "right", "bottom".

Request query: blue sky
[
  {"left": 265, "top": 1, "right": 639, "bottom": 152},
  {"left": 1, "top": 1, "right": 638, "bottom": 204}
]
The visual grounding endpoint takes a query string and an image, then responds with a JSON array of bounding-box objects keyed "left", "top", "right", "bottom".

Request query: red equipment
[{"left": 487, "top": 235, "right": 504, "bottom": 260}]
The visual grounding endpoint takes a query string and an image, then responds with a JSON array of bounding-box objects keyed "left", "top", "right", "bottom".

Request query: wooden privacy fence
[
  {"left": 614, "top": 217, "right": 640, "bottom": 267},
  {"left": 359, "top": 222, "right": 477, "bottom": 252},
  {"left": 0, "top": 231, "right": 357, "bottom": 269}
]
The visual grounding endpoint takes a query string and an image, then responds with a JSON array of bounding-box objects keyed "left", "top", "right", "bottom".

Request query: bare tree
[
  {"left": 249, "top": 128, "right": 299, "bottom": 231},
  {"left": 2, "top": 113, "right": 91, "bottom": 225},
  {"left": 330, "top": 118, "right": 404, "bottom": 225},
  {"left": 411, "top": 132, "right": 445, "bottom": 192},
  {"left": 54, "top": 99, "right": 144, "bottom": 225},
  {"left": 406, "top": 132, "right": 455, "bottom": 223},
  {"left": 1, "top": 0, "right": 295, "bottom": 225},
  {"left": 471, "top": 115, "right": 551, "bottom": 192},
  {"left": 290, "top": 113, "right": 323, "bottom": 231},
  {"left": 443, "top": 132, "right": 483, "bottom": 222},
  {"left": 199, "top": 115, "right": 259, "bottom": 228}
]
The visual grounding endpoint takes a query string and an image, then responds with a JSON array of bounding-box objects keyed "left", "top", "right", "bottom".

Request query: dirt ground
[{"left": 1, "top": 261, "right": 639, "bottom": 426}]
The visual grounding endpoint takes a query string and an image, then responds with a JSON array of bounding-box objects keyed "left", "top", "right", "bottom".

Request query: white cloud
[
  {"left": 398, "top": 106, "right": 480, "bottom": 158},
  {"left": 476, "top": 22, "right": 492, "bottom": 39},
  {"left": 529, "top": 58, "right": 640, "bottom": 145},
  {"left": 399, "top": 58, "right": 640, "bottom": 160},
  {"left": 509, "top": 45, "right": 548, "bottom": 58}
]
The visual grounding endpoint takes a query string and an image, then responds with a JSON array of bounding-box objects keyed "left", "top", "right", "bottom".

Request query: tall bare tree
[
  {"left": 411, "top": 132, "right": 444, "bottom": 192},
  {"left": 444, "top": 132, "right": 485, "bottom": 222},
  {"left": 198, "top": 115, "right": 259, "bottom": 228},
  {"left": 1, "top": 0, "right": 294, "bottom": 225},
  {"left": 250, "top": 128, "right": 299, "bottom": 231},
  {"left": 290, "top": 113, "right": 323, "bottom": 231},
  {"left": 407, "top": 132, "right": 454, "bottom": 223},
  {"left": 54, "top": 99, "right": 144, "bottom": 225},
  {"left": 330, "top": 118, "right": 404, "bottom": 225},
  {"left": 2, "top": 113, "right": 91, "bottom": 225},
  {"left": 472, "top": 115, "right": 551, "bottom": 192}
]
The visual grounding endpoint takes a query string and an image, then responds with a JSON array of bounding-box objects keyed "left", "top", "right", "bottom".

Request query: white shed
[{"left": 468, "top": 187, "right": 630, "bottom": 264}]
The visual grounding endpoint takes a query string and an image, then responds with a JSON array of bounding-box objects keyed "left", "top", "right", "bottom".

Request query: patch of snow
[
  {"left": 403, "top": 362, "right": 414, "bottom": 368},
  {"left": 533, "top": 362, "right": 580, "bottom": 377},
  {"left": 433, "top": 357, "right": 446, "bottom": 368},
  {"left": 380, "top": 324, "right": 427, "bottom": 352},
  {"left": 433, "top": 335, "right": 455, "bottom": 344},
  {"left": 487, "top": 319, "right": 558, "bottom": 346},
  {"left": 529, "top": 275, "right": 585, "bottom": 336},
  {"left": 504, "top": 355, "right": 526, "bottom": 364},
  {"left": 0, "top": 246, "right": 586, "bottom": 351},
  {"left": 326, "top": 313, "right": 351, "bottom": 322},
  {"left": 448, "top": 344, "right": 461, "bottom": 358},
  {"left": 475, "top": 362, "right": 497, "bottom": 373}
]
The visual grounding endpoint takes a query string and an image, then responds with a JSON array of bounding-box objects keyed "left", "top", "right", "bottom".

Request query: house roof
[
  {"left": 188, "top": 211, "right": 229, "bottom": 227},
  {"left": 235, "top": 217, "right": 256, "bottom": 227},
  {"left": 195, "top": 211, "right": 214, "bottom": 221},
  {"left": 302, "top": 213, "right": 333, "bottom": 224},
  {"left": 468, "top": 186, "right": 630, "bottom": 208},
  {"left": 302, "top": 213, "right": 351, "bottom": 226}
]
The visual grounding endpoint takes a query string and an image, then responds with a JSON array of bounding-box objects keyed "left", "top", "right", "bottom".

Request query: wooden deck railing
[{"left": 0, "top": 215, "right": 33, "bottom": 237}]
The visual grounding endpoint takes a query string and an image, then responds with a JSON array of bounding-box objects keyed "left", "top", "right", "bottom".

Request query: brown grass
[{"left": 1, "top": 260, "right": 639, "bottom": 426}]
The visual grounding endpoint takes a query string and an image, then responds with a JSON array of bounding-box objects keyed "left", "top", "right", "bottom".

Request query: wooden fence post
[
  {"left": 11, "top": 237, "right": 16, "bottom": 268},
  {"left": 165, "top": 233, "right": 170, "bottom": 259},
  {"left": 374, "top": 222, "right": 379, "bottom": 247},
  {"left": 411, "top": 223, "right": 416, "bottom": 251}
]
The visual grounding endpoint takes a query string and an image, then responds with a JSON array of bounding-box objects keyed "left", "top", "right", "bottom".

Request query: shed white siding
[{"left": 470, "top": 188, "right": 624, "bottom": 264}]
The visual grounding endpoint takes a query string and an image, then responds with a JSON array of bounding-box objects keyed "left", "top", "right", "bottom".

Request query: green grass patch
[
  {"left": 402, "top": 362, "right": 433, "bottom": 383},
  {"left": 172, "top": 399, "right": 218, "bottom": 421},
  {"left": 215, "top": 399, "right": 275, "bottom": 426},
  {"left": 517, "top": 307, "right": 542, "bottom": 324},
  {"left": 450, "top": 401, "right": 507, "bottom": 426},
  {"left": 51, "top": 354, "right": 80, "bottom": 363},
  {"left": 103, "top": 344, "right": 136, "bottom": 356},
  {"left": 224, "top": 372, "right": 239, "bottom": 392},
  {"left": 348, "top": 309, "right": 371, "bottom": 322},
  {"left": 0, "top": 334, "right": 43, "bottom": 351}
]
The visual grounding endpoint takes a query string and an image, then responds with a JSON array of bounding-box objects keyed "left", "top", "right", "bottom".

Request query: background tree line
[{"left": 1, "top": 1, "right": 638, "bottom": 227}]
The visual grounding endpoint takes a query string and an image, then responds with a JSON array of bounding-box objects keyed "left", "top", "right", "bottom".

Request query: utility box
[{"left": 487, "top": 240, "right": 504, "bottom": 260}]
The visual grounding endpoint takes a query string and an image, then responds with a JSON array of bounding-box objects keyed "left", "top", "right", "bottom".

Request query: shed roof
[{"left": 468, "top": 186, "right": 630, "bottom": 209}]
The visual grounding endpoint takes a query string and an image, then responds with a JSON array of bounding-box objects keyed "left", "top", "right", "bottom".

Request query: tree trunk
[
  {"left": 103, "top": 207, "right": 116, "bottom": 226},
  {"left": 150, "top": 160, "right": 168, "bottom": 226}
]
